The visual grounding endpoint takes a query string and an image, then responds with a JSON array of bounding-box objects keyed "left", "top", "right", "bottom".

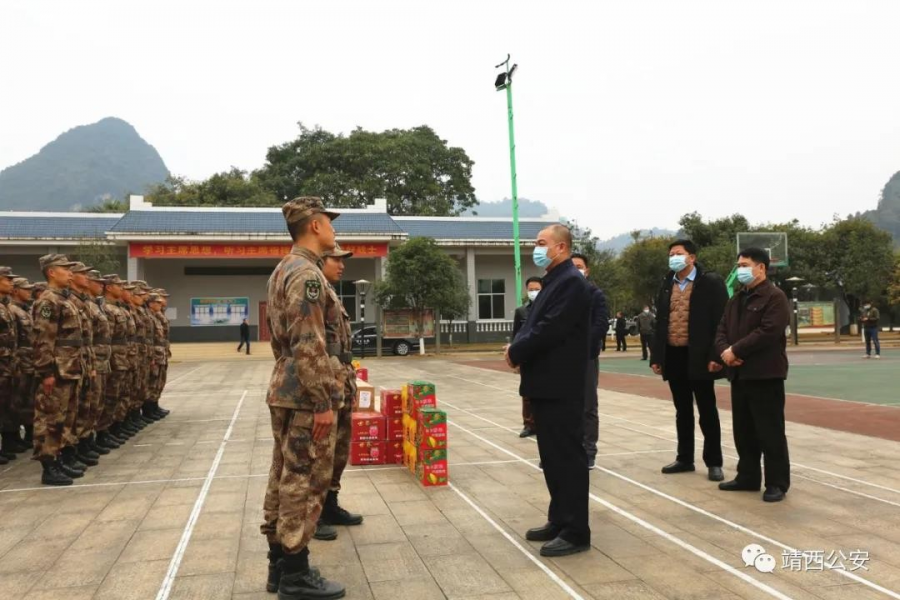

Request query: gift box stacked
[{"left": 400, "top": 381, "right": 449, "bottom": 487}]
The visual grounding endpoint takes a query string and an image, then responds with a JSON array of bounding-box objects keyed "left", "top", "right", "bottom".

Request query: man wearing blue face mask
[
  {"left": 505, "top": 224, "right": 592, "bottom": 557},
  {"left": 715, "top": 248, "right": 791, "bottom": 503}
]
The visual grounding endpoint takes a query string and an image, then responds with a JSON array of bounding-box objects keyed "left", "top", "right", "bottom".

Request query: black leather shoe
[
  {"left": 540, "top": 537, "right": 590, "bottom": 557},
  {"left": 519, "top": 427, "right": 535, "bottom": 438},
  {"left": 661, "top": 461, "right": 695, "bottom": 474},
  {"left": 313, "top": 519, "right": 338, "bottom": 541},
  {"left": 763, "top": 487, "right": 786, "bottom": 503},
  {"left": 587, "top": 458, "right": 596, "bottom": 469},
  {"left": 708, "top": 467, "right": 725, "bottom": 482},
  {"left": 525, "top": 523, "right": 560, "bottom": 542},
  {"left": 718, "top": 479, "right": 760, "bottom": 492}
]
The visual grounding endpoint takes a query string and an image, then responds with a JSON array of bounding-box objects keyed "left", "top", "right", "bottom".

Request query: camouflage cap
[
  {"left": 122, "top": 281, "right": 138, "bottom": 290},
  {"left": 70, "top": 262, "right": 93, "bottom": 273},
  {"left": 0, "top": 266, "right": 20, "bottom": 280},
  {"left": 87, "top": 269, "right": 105, "bottom": 282},
  {"left": 282, "top": 196, "right": 340, "bottom": 225},
  {"left": 39, "top": 254, "right": 78, "bottom": 271},
  {"left": 323, "top": 243, "right": 353, "bottom": 259},
  {"left": 32, "top": 282, "right": 48, "bottom": 293},
  {"left": 151, "top": 288, "right": 170, "bottom": 297},
  {"left": 103, "top": 274, "right": 123, "bottom": 285},
  {"left": 148, "top": 293, "right": 163, "bottom": 303},
  {"left": 12, "top": 277, "right": 34, "bottom": 290},
  {"left": 134, "top": 280, "right": 150, "bottom": 289}
]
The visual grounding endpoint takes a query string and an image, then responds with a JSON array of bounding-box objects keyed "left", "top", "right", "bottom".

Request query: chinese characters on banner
[{"left": 130, "top": 242, "right": 389, "bottom": 259}]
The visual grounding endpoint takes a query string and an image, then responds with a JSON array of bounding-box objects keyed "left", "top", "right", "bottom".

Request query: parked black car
[
  {"left": 607, "top": 317, "right": 639, "bottom": 337},
  {"left": 352, "top": 326, "right": 420, "bottom": 357}
]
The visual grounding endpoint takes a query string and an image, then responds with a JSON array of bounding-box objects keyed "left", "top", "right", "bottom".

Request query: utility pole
[{"left": 495, "top": 55, "right": 522, "bottom": 299}]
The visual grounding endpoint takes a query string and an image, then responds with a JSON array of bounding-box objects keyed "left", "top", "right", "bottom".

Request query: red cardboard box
[
  {"left": 385, "top": 440, "right": 403, "bottom": 465},
  {"left": 415, "top": 408, "right": 448, "bottom": 450},
  {"left": 415, "top": 450, "right": 449, "bottom": 486},
  {"left": 402, "top": 381, "right": 437, "bottom": 419},
  {"left": 356, "top": 367, "right": 369, "bottom": 382},
  {"left": 380, "top": 388, "right": 403, "bottom": 417},
  {"left": 350, "top": 441, "right": 385, "bottom": 466},
  {"left": 385, "top": 414, "right": 404, "bottom": 441},
  {"left": 350, "top": 413, "right": 385, "bottom": 442}
]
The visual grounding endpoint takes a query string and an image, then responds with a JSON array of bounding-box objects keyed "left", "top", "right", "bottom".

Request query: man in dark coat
[
  {"left": 506, "top": 224, "right": 591, "bottom": 558},
  {"left": 513, "top": 276, "right": 543, "bottom": 438},
  {"left": 715, "top": 247, "right": 791, "bottom": 503},
  {"left": 238, "top": 318, "right": 250, "bottom": 355},
  {"left": 614, "top": 312, "right": 628, "bottom": 351},
  {"left": 650, "top": 239, "right": 728, "bottom": 482}
]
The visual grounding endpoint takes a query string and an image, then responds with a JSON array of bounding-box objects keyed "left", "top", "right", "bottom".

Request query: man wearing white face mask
[
  {"left": 715, "top": 247, "right": 791, "bottom": 503},
  {"left": 513, "top": 276, "right": 543, "bottom": 438}
]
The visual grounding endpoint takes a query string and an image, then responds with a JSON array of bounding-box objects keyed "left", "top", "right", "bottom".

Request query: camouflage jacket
[
  {"left": 11, "top": 301, "right": 34, "bottom": 374},
  {"left": 266, "top": 246, "right": 339, "bottom": 413},
  {"left": 90, "top": 297, "right": 112, "bottom": 374},
  {"left": 122, "top": 303, "right": 139, "bottom": 363},
  {"left": 103, "top": 300, "right": 130, "bottom": 371},
  {"left": 150, "top": 310, "right": 167, "bottom": 364},
  {"left": 32, "top": 288, "right": 84, "bottom": 380},
  {"left": 68, "top": 291, "right": 95, "bottom": 371},
  {"left": 324, "top": 284, "right": 357, "bottom": 407},
  {"left": 0, "top": 297, "right": 16, "bottom": 377},
  {"left": 153, "top": 310, "right": 171, "bottom": 362},
  {"left": 140, "top": 307, "right": 155, "bottom": 360}
]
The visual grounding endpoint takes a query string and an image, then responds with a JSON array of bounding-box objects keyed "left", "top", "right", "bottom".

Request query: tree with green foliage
[
  {"left": 145, "top": 170, "right": 276, "bottom": 207},
  {"left": 618, "top": 234, "right": 676, "bottom": 308},
  {"left": 820, "top": 218, "right": 895, "bottom": 311},
  {"left": 81, "top": 198, "right": 129, "bottom": 213},
  {"left": 73, "top": 242, "right": 124, "bottom": 275},
  {"left": 255, "top": 124, "right": 477, "bottom": 215},
  {"left": 374, "top": 237, "right": 470, "bottom": 353}
]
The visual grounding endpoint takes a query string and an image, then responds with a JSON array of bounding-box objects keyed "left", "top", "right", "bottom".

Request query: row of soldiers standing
[{"left": 0, "top": 254, "right": 171, "bottom": 486}]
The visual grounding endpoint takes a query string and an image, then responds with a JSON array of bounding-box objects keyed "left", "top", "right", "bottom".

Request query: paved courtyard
[{"left": 1, "top": 356, "right": 900, "bottom": 599}]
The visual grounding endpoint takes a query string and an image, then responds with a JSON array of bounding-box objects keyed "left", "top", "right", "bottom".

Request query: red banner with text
[{"left": 129, "top": 242, "right": 388, "bottom": 259}]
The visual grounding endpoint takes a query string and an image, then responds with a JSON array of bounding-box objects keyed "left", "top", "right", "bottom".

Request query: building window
[
  {"left": 477, "top": 279, "right": 506, "bottom": 320},
  {"left": 334, "top": 280, "right": 357, "bottom": 321}
]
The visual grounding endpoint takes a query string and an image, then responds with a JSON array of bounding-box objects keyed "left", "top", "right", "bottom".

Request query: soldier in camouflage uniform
[
  {"left": 133, "top": 282, "right": 159, "bottom": 424},
  {"left": 67, "top": 263, "right": 100, "bottom": 468},
  {"left": 85, "top": 270, "right": 113, "bottom": 454},
  {"left": 10, "top": 278, "right": 37, "bottom": 450},
  {"left": 123, "top": 282, "right": 150, "bottom": 431},
  {"left": 32, "top": 254, "right": 84, "bottom": 485},
  {"left": 314, "top": 244, "right": 363, "bottom": 542},
  {"left": 146, "top": 293, "right": 167, "bottom": 417},
  {"left": 115, "top": 284, "right": 139, "bottom": 438},
  {"left": 149, "top": 288, "right": 171, "bottom": 417},
  {"left": 98, "top": 275, "right": 130, "bottom": 447},
  {"left": 261, "top": 197, "right": 346, "bottom": 600},
  {"left": 0, "top": 267, "right": 20, "bottom": 463}
]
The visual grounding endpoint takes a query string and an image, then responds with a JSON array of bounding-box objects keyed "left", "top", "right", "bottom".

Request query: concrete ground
[{"left": 1, "top": 357, "right": 899, "bottom": 599}]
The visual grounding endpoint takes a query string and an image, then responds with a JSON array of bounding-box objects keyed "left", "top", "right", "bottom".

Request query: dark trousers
[
  {"left": 616, "top": 333, "right": 627, "bottom": 351},
  {"left": 864, "top": 327, "right": 881, "bottom": 356},
  {"left": 640, "top": 333, "right": 652, "bottom": 360},
  {"left": 665, "top": 346, "right": 722, "bottom": 468},
  {"left": 531, "top": 396, "right": 590, "bottom": 545},
  {"left": 731, "top": 379, "right": 790, "bottom": 492},
  {"left": 237, "top": 337, "right": 250, "bottom": 354},
  {"left": 521, "top": 397, "right": 535, "bottom": 432},
  {"left": 583, "top": 358, "right": 599, "bottom": 460}
]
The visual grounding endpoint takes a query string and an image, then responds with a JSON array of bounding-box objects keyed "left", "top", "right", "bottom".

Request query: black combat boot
[
  {"left": 96, "top": 431, "right": 121, "bottom": 450},
  {"left": 140, "top": 405, "right": 157, "bottom": 424},
  {"left": 313, "top": 519, "right": 338, "bottom": 541},
  {"left": 130, "top": 410, "right": 147, "bottom": 429},
  {"left": 89, "top": 434, "right": 110, "bottom": 455},
  {"left": 267, "top": 543, "right": 284, "bottom": 593},
  {"left": 110, "top": 423, "right": 131, "bottom": 442},
  {"left": 321, "top": 491, "right": 363, "bottom": 527},
  {"left": 117, "top": 421, "right": 137, "bottom": 437},
  {"left": 277, "top": 549, "right": 345, "bottom": 600},
  {"left": 155, "top": 404, "right": 170, "bottom": 417},
  {"left": 0, "top": 433, "right": 18, "bottom": 460},
  {"left": 77, "top": 439, "right": 100, "bottom": 462},
  {"left": 9, "top": 431, "right": 30, "bottom": 453},
  {"left": 23, "top": 424, "right": 34, "bottom": 445},
  {"left": 41, "top": 458, "right": 73, "bottom": 486},
  {"left": 60, "top": 449, "right": 85, "bottom": 478},
  {"left": 61, "top": 446, "right": 87, "bottom": 471}
]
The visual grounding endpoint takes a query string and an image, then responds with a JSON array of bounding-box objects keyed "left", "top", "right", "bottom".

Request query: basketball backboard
[{"left": 736, "top": 232, "right": 788, "bottom": 267}]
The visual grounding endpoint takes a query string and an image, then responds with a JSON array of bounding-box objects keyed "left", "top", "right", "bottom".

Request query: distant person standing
[
  {"left": 650, "top": 240, "right": 727, "bottom": 482},
  {"left": 716, "top": 247, "right": 791, "bottom": 503},
  {"left": 636, "top": 306, "right": 655, "bottom": 361},
  {"left": 615, "top": 312, "right": 627, "bottom": 352},
  {"left": 860, "top": 301, "right": 881, "bottom": 359},
  {"left": 513, "top": 276, "right": 543, "bottom": 438},
  {"left": 238, "top": 318, "right": 251, "bottom": 355}
]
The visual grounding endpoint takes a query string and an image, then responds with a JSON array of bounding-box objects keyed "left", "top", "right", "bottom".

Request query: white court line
[
  {"left": 444, "top": 402, "right": 900, "bottom": 599},
  {"left": 448, "top": 482, "right": 586, "bottom": 600},
  {"left": 162, "top": 365, "right": 207, "bottom": 387},
  {"left": 447, "top": 419, "right": 795, "bottom": 600},
  {"left": 155, "top": 389, "right": 247, "bottom": 600}
]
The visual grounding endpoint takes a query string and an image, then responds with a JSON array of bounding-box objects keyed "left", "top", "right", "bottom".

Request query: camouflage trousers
[
  {"left": 132, "top": 359, "right": 149, "bottom": 409},
  {"left": 12, "top": 372, "right": 35, "bottom": 426},
  {"left": 0, "top": 376, "right": 13, "bottom": 431},
  {"left": 34, "top": 379, "right": 80, "bottom": 460},
  {"left": 157, "top": 362, "right": 168, "bottom": 401},
  {"left": 261, "top": 407, "right": 336, "bottom": 554},
  {"left": 74, "top": 370, "right": 102, "bottom": 440},
  {"left": 330, "top": 406, "right": 352, "bottom": 492},
  {"left": 147, "top": 363, "right": 161, "bottom": 404},
  {"left": 99, "top": 370, "right": 126, "bottom": 431},
  {"left": 114, "top": 367, "right": 133, "bottom": 423}
]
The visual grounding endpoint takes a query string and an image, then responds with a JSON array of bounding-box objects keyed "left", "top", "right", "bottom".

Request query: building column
[
  {"left": 374, "top": 256, "right": 386, "bottom": 358},
  {"left": 127, "top": 256, "right": 144, "bottom": 281},
  {"left": 466, "top": 247, "right": 477, "bottom": 343}
]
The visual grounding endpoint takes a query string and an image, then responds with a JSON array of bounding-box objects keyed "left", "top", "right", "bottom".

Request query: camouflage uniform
[
  {"left": 32, "top": 282, "right": 84, "bottom": 461},
  {"left": 88, "top": 276, "right": 111, "bottom": 435},
  {"left": 119, "top": 298, "right": 138, "bottom": 424},
  {"left": 147, "top": 294, "right": 167, "bottom": 401},
  {"left": 100, "top": 276, "right": 130, "bottom": 432},
  {"left": 0, "top": 269, "right": 18, "bottom": 439},
  {"left": 151, "top": 289, "right": 171, "bottom": 403},
  {"left": 261, "top": 200, "right": 341, "bottom": 557},
  {"left": 66, "top": 280, "right": 95, "bottom": 447},
  {"left": 10, "top": 279, "right": 36, "bottom": 429}
]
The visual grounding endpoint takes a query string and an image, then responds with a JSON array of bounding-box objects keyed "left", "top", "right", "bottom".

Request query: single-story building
[{"left": 1, "top": 196, "right": 560, "bottom": 351}]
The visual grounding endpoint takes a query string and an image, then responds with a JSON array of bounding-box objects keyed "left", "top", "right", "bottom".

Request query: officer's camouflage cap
[
  {"left": 151, "top": 288, "right": 170, "bottom": 297},
  {"left": 148, "top": 293, "right": 163, "bottom": 303},
  {"left": 87, "top": 269, "right": 105, "bottom": 282},
  {"left": 38, "top": 254, "right": 77, "bottom": 271},
  {"left": 70, "top": 262, "right": 93, "bottom": 273},
  {"left": 0, "top": 266, "right": 20, "bottom": 280},
  {"left": 103, "top": 274, "right": 123, "bottom": 285},
  {"left": 282, "top": 196, "right": 340, "bottom": 225},
  {"left": 12, "top": 277, "right": 34, "bottom": 290},
  {"left": 323, "top": 243, "right": 353, "bottom": 259}
]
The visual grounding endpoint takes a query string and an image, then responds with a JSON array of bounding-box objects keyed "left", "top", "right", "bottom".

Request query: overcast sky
[{"left": 2, "top": 1, "right": 899, "bottom": 239}]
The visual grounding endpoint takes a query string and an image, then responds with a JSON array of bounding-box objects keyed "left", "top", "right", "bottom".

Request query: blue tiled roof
[
  {"left": 0, "top": 214, "right": 122, "bottom": 240},
  {"left": 109, "top": 210, "right": 404, "bottom": 236},
  {"left": 396, "top": 219, "right": 556, "bottom": 240}
]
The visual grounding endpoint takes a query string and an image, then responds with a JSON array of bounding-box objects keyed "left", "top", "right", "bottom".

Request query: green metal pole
[{"left": 506, "top": 79, "right": 522, "bottom": 300}]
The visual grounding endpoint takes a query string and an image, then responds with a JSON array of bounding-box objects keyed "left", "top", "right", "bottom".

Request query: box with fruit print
[
  {"left": 385, "top": 439, "right": 403, "bottom": 465},
  {"left": 414, "top": 408, "right": 447, "bottom": 450},
  {"left": 415, "top": 448, "right": 449, "bottom": 487},
  {"left": 401, "top": 381, "right": 437, "bottom": 419},
  {"left": 350, "top": 413, "right": 385, "bottom": 442},
  {"left": 350, "top": 441, "right": 385, "bottom": 465}
]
